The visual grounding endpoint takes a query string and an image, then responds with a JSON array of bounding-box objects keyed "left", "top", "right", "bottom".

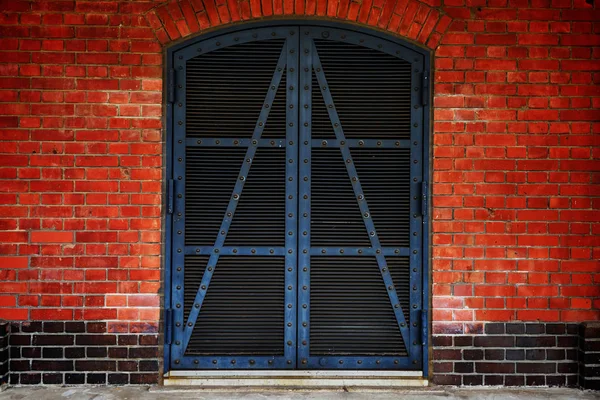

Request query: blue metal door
[{"left": 165, "top": 24, "right": 428, "bottom": 372}]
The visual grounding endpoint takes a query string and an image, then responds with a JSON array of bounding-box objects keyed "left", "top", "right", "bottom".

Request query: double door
[{"left": 167, "top": 25, "right": 427, "bottom": 370}]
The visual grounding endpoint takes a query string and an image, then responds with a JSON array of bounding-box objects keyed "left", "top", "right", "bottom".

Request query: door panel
[{"left": 169, "top": 25, "right": 425, "bottom": 371}]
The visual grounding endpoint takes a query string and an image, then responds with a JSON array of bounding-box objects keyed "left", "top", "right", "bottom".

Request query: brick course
[{"left": 0, "top": 0, "right": 598, "bottom": 386}]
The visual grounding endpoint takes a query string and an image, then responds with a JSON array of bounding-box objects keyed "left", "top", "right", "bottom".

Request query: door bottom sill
[{"left": 163, "top": 370, "right": 427, "bottom": 388}]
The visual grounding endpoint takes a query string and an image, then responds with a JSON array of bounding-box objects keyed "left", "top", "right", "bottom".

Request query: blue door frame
[{"left": 164, "top": 21, "right": 431, "bottom": 376}]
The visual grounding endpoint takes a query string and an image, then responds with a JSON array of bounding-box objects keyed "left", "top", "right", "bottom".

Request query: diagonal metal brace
[
  {"left": 182, "top": 43, "right": 289, "bottom": 351},
  {"left": 312, "top": 42, "right": 410, "bottom": 348}
]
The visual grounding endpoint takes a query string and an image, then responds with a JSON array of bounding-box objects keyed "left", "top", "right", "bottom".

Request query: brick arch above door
[{"left": 144, "top": 0, "right": 453, "bottom": 49}]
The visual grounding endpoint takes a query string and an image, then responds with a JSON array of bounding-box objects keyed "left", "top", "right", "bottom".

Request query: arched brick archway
[{"left": 143, "top": 0, "right": 452, "bottom": 49}]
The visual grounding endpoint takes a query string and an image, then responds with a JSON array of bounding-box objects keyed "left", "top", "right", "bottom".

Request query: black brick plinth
[
  {"left": 432, "top": 322, "right": 579, "bottom": 387},
  {"left": 0, "top": 320, "right": 9, "bottom": 387},
  {"left": 8, "top": 321, "right": 159, "bottom": 385},
  {"left": 579, "top": 322, "right": 600, "bottom": 390}
]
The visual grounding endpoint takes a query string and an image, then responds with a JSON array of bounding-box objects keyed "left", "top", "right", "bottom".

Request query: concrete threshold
[{"left": 163, "top": 370, "right": 427, "bottom": 388}]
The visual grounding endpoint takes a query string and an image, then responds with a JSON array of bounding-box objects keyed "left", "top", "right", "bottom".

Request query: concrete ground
[{"left": 0, "top": 386, "right": 599, "bottom": 400}]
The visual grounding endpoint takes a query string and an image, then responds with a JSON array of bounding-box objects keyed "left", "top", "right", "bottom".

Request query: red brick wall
[{"left": 0, "top": 0, "right": 598, "bottom": 370}]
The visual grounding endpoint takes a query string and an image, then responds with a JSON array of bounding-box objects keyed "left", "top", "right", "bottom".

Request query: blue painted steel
[
  {"left": 297, "top": 33, "right": 312, "bottom": 368},
  {"left": 183, "top": 246, "right": 287, "bottom": 256},
  {"left": 311, "top": 42, "right": 410, "bottom": 347},
  {"left": 166, "top": 23, "right": 430, "bottom": 373},
  {"left": 308, "top": 247, "right": 410, "bottom": 257},
  {"left": 409, "top": 53, "right": 425, "bottom": 369},
  {"left": 181, "top": 43, "right": 289, "bottom": 352},
  {"left": 185, "top": 138, "right": 287, "bottom": 147},
  {"left": 311, "top": 139, "right": 411, "bottom": 148},
  {"left": 284, "top": 28, "right": 300, "bottom": 367}
]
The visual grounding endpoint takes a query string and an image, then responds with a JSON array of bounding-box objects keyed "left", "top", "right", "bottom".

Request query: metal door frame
[{"left": 164, "top": 20, "right": 431, "bottom": 377}]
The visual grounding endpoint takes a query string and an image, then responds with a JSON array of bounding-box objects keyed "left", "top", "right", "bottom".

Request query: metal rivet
[
  {"left": 195, "top": 303, "right": 199, "bottom": 308},
  {"left": 194, "top": 359, "right": 199, "bottom": 364},
  {"left": 213, "top": 360, "right": 217, "bottom": 364},
  {"left": 376, "top": 360, "right": 381, "bottom": 364},
  {"left": 216, "top": 42, "right": 221, "bottom": 46},
  {"left": 287, "top": 341, "right": 292, "bottom": 345},
  {"left": 288, "top": 304, "right": 292, "bottom": 309},
  {"left": 177, "top": 267, "right": 181, "bottom": 272},
  {"left": 358, "top": 249, "right": 363, "bottom": 254},
  {"left": 250, "top": 359, "right": 255, "bottom": 364},
  {"left": 302, "top": 359, "right": 307, "bottom": 364},
  {"left": 413, "top": 304, "right": 418, "bottom": 309},
  {"left": 321, "top": 249, "right": 326, "bottom": 254},
  {"left": 175, "top": 359, "right": 180, "bottom": 364},
  {"left": 413, "top": 250, "right": 418, "bottom": 254},
  {"left": 395, "top": 304, "right": 400, "bottom": 309},
  {"left": 302, "top": 322, "right": 307, "bottom": 327},
  {"left": 177, "top": 249, "right": 181, "bottom": 253},
  {"left": 414, "top": 123, "right": 419, "bottom": 127},
  {"left": 178, "top": 121, "right": 182, "bottom": 125},
  {"left": 287, "top": 360, "right": 292, "bottom": 364},
  {"left": 231, "top": 360, "right": 236, "bottom": 364},
  {"left": 288, "top": 322, "right": 292, "bottom": 327}
]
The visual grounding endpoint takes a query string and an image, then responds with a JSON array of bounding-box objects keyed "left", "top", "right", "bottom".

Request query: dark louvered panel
[
  {"left": 313, "top": 39, "right": 412, "bottom": 139},
  {"left": 310, "top": 257, "right": 407, "bottom": 356},
  {"left": 387, "top": 257, "right": 411, "bottom": 322},
  {"left": 185, "top": 148, "right": 246, "bottom": 245},
  {"left": 311, "top": 148, "right": 371, "bottom": 246},
  {"left": 183, "top": 255, "right": 209, "bottom": 323},
  {"left": 352, "top": 149, "right": 411, "bottom": 247},
  {"left": 225, "top": 148, "right": 286, "bottom": 246},
  {"left": 311, "top": 71, "right": 335, "bottom": 139},
  {"left": 186, "top": 256, "right": 285, "bottom": 355},
  {"left": 186, "top": 39, "right": 286, "bottom": 138}
]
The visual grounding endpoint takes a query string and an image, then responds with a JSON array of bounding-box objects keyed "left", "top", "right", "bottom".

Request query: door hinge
[
  {"left": 167, "top": 179, "right": 174, "bottom": 214},
  {"left": 167, "top": 68, "right": 175, "bottom": 103},
  {"left": 421, "top": 70, "right": 429, "bottom": 106},
  {"left": 420, "top": 309, "right": 428, "bottom": 345},
  {"left": 421, "top": 181, "right": 428, "bottom": 217},
  {"left": 165, "top": 308, "right": 173, "bottom": 345}
]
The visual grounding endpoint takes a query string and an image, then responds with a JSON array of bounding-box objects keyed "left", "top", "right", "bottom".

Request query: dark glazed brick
[
  {"left": 10, "top": 335, "right": 31, "bottom": 346},
  {"left": 139, "top": 335, "right": 159, "bottom": 345},
  {"left": 87, "top": 373, "right": 107, "bottom": 384},
  {"left": 546, "top": 375, "right": 566, "bottom": 387},
  {"left": 140, "top": 360, "right": 159, "bottom": 371},
  {"left": 463, "top": 375, "right": 483, "bottom": 386},
  {"left": 86, "top": 347, "right": 108, "bottom": 358},
  {"left": 484, "top": 349, "right": 504, "bottom": 360},
  {"left": 516, "top": 336, "right": 555, "bottom": 348},
  {"left": 130, "top": 373, "right": 159, "bottom": 384},
  {"left": 75, "top": 360, "right": 116, "bottom": 372},
  {"left": 558, "top": 362, "right": 578, "bottom": 374},
  {"left": 474, "top": 336, "right": 514, "bottom": 347},
  {"left": 525, "top": 323, "right": 545, "bottom": 334},
  {"left": 118, "top": 335, "right": 137, "bottom": 346},
  {"left": 42, "top": 373, "right": 64, "bottom": 384},
  {"left": 65, "top": 347, "right": 85, "bottom": 359},
  {"left": 10, "top": 360, "right": 31, "bottom": 371},
  {"left": 129, "top": 347, "right": 158, "bottom": 358},
  {"left": 43, "top": 347, "right": 63, "bottom": 358},
  {"left": 558, "top": 336, "right": 578, "bottom": 347},
  {"left": 476, "top": 362, "right": 515, "bottom": 374},
  {"left": 20, "top": 323, "right": 43, "bottom": 333},
  {"left": 432, "top": 374, "right": 462, "bottom": 385},
  {"left": 525, "top": 349, "right": 546, "bottom": 360},
  {"left": 454, "top": 336, "right": 473, "bottom": 347},
  {"left": 566, "top": 324, "right": 578, "bottom": 335},
  {"left": 65, "top": 373, "right": 85, "bottom": 384},
  {"left": 455, "top": 362, "right": 474, "bottom": 373},
  {"left": 43, "top": 322, "right": 64, "bottom": 333},
  {"left": 516, "top": 362, "right": 555, "bottom": 374},
  {"left": 432, "top": 336, "right": 452, "bottom": 346},
  {"left": 506, "top": 349, "right": 525, "bottom": 360},
  {"left": 526, "top": 375, "right": 546, "bottom": 386},
  {"left": 117, "top": 361, "right": 139, "bottom": 372},
  {"left": 19, "top": 373, "right": 42, "bottom": 384},
  {"left": 463, "top": 349, "right": 484, "bottom": 360},
  {"left": 33, "top": 335, "right": 74, "bottom": 346},
  {"left": 433, "top": 349, "right": 461, "bottom": 360},
  {"left": 547, "top": 349, "right": 566, "bottom": 360},
  {"left": 484, "top": 375, "right": 504, "bottom": 385},
  {"left": 485, "top": 323, "right": 505, "bottom": 335},
  {"left": 505, "top": 375, "right": 525, "bottom": 386},
  {"left": 108, "top": 373, "right": 129, "bottom": 385},
  {"left": 87, "top": 322, "right": 107, "bottom": 333},
  {"left": 76, "top": 335, "right": 116, "bottom": 346},
  {"left": 22, "top": 347, "right": 41, "bottom": 358},
  {"left": 506, "top": 323, "right": 525, "bottom": 334},
  {"left": 109, "top": 347, "right": 128, "bottom": 358},
  {"left": 65, "top": 322, "right": 86, "bottom": 333},
  {"left": 546, "top": 323, "right": 565, "bottom": 335},
  {"left": 32, "top": 360, "right": 74, "bottom": 371},
  {"left": 433, "top": 362, "right": 453, "bottom": 373}
]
